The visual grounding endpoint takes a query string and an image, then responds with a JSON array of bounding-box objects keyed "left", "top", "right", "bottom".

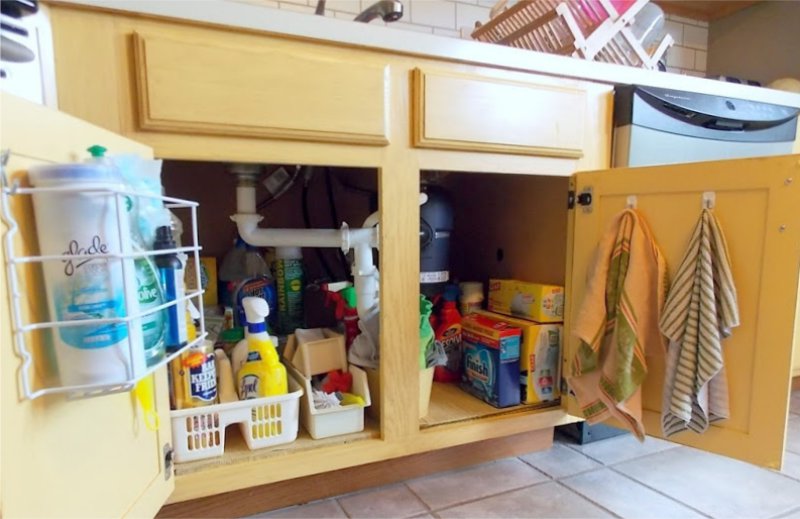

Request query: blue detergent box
[{"left": 460, "top": 313, "right": 521, "bottom": 408}]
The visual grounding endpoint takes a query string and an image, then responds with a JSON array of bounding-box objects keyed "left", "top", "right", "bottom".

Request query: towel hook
[
  {"left": 702, "top": 192, "right": 715, "bottom": 210},
  {"left": 626, "top": 195, "right": 638, "bottom": 209}
]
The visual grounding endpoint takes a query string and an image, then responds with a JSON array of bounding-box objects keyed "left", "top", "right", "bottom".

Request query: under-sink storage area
[
  {"left": 419, "top": 170, "right": 570, "bottom": 429},
  {"left": 160, "top": 160, "right": 384, "bottom": 470}
]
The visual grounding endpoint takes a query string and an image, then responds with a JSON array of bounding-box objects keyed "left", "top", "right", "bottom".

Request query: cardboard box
[
  {"left": 477, "top": 311, "right": 561, "bottom": 405},
  {"left": 488, "top": 279, "right": 564, "bottom": 323},
  {"left": 460, "top": 313, "right": 521, "bottom": 408}
]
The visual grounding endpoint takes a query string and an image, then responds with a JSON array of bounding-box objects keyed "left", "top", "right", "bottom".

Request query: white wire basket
[
  {"left": 1, "top": 159, "right": 206, "bottom": 400},
  {"left": 170, "top": 375, "right": 303, "bottom": 463}
]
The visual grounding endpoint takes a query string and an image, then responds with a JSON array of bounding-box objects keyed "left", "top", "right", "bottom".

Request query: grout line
[
  {"left": 606, "top": 465, "right": 713, "bottom": 518},
  {"left": 561, "top": 440, "right": 683, "bottom": 467},
  {"left": 333, "top": 497, "right": 352, "bottom": 519},
  {"left": 517, "top": 451, "right": 606, "bottom": 481},
  {"left": 552, "top": 480, "right": 623, "bottom": 518},
  {"left": 403, "top": 481, "right": 435, "bottom": 515},
  {"left": 426, "top": 478, "right": 553, "bottom": 514}
]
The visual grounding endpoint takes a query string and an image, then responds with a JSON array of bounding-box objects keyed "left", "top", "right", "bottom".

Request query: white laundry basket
[{"left": 170, "top": 376, "right": 303, "bottom": 463}]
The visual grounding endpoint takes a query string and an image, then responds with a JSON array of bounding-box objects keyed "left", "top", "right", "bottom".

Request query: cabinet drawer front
[
  {"left": 413, "top": 68, "right": 587, "bottom": 158},
  {"left": 133, "top": 33, "right": 389, "bottom": 145}
]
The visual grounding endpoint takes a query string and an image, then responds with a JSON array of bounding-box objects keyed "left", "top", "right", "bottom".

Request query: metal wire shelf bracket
[{"left": 1, "top": 153, "right": 207, "bottom": 400}]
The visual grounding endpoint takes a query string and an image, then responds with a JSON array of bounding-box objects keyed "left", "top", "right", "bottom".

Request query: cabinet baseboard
[{"left": 157, "top": 427, "right": 553, "bottom": 518}]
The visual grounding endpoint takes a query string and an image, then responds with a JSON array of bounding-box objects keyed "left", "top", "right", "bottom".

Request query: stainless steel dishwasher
[
  {"left": 613, "top": 85, "right": 798, "bottom": 168},
  {"left": 562, "top": 84, "right": 799, "bottom": 446}
]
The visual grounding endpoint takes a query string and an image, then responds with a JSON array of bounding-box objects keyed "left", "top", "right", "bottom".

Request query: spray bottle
[{"left": 236, "top": 297, "right": 288, "bottom": 399}]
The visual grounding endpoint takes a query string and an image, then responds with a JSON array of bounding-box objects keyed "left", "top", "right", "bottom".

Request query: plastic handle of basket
[{"left": 134, "top": 375, "right": 161, "bottom": 431}]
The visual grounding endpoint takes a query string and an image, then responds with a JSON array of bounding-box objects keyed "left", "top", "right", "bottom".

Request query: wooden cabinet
[
  {"left": 412, "top": 68, "right": 588, "bottom": 158},
  {"left": 131, "top": 32, "right": 390, "bottom": 146},
  {"left": 1, "top": 4, "right": 797, "bottom": 517},
  {"left": 0, "top": 94, "right": 174, "bottom": 519}
]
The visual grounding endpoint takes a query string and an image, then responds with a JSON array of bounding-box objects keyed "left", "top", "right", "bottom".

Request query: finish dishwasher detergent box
[
  {"left": 460, "top": 313, "right": 521, "bottom": 408},
  {"left": 477, "top": 311, "right": 561, "bottom": 405},
  {"left": 488, "top": 279, "right": 564, "bottom": 323}
]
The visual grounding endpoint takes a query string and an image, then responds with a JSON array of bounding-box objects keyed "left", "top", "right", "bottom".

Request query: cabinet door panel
[
  {"left": 566, "top": 155, "right": 800, "bottom": 468},
  {"left": 132, "top": 32, "right": 389, "bottom": 146},
  {"left": 412, "top": 68, "right": 588, "bottom": 158},
  {"left": 0, "top": 93, "right": 174, "bottom": 517}
]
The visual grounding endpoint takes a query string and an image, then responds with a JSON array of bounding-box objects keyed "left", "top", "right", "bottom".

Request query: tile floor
[{"left": 253, "top": 391, "right": 800, "bottom": 519}]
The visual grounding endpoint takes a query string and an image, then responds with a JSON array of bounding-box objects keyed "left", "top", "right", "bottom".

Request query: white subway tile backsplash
[
  {"left": 664, "top": 20, "right": 683, "bottom": 45},
  {"left": 433, "top": 27, "right": 461, "bottom": 37},
  {"left": 411, "top": 1, "right": 457, "bottom": 28},
  {"left": 694, "top": 49, "right": 707, "bottom": 71},
  {"left": 279, "top": 1, "right": 315, "bottom": 12},
  {"left": 666, "top": 14, "right": 705, "bottom": 26},
  {"left": 682, "top": 23, "right": 708, "bottom": 50},
  {"left": 392, "top": 21, "right": 436, "bottom": 33},
  {"left": 324, "top": 0, "right": 361, "bottom": 14},
  {"left": 666, "top": 45, "right": 695, "bottom": 69},
  {"left": 456, "top": 2, "right": 490, "bottom": 31}
]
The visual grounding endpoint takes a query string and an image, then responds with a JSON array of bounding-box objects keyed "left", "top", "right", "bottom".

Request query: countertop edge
[{"left": 49, "top": 0, "right": 800, "bottom": 109}]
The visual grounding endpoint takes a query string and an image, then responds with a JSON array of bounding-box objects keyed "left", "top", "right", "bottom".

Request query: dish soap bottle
[{"left": 236, "top": 297, "right": 288, "bottom": 399}]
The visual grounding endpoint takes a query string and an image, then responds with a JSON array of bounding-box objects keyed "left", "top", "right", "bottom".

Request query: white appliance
[
  {"left": 613, "top": 85, "right": 799, "bottom": 167},
  {"left": 0, "top": 0, "right": 57, "bottom": 106}
]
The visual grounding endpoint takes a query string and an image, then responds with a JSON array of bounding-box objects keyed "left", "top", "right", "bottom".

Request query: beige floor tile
[
  {"left": 782, "top": 451, "right": 800, "bottom": 481},
  {"left": 252, "top": 498, "right": 347, "bottom": 518},
  {"left": 614, "top": 447, "right": 800, "bottom": 519},
  {"left": 437, "top": 481, "right": 614, "bottom": 518},
  {"left": 561, "top": 467, "right": 706, "bottom": 519},
  {"left": 406, "top": 458, "right": 548, "bottom": 511},
  {"left": 564, "top": 433, "right": 679, "bottom": 465},
  {"left": 788, "top": 415, "right": 800, "bottom": 455},
  {"left": 791, "top": 391, "right": 800, "bottom": 416},
  {"left": 519, "top": 443, "right": 602, "bottom": 479},
  {"left": 337, "top": 484, "right": 428, "bottom": 518}
]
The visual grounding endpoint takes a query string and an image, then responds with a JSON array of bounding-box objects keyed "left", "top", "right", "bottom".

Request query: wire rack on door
[
  {"left": 472, "top": 0, "right": 673, "bottom": 70},
  {"left": 1, "top": 160, "right": 206, "bottom": 400}
]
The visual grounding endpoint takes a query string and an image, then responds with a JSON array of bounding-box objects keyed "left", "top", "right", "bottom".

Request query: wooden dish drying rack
[{"left": 471, "top": 0, "right": 673, "bottom": 70}]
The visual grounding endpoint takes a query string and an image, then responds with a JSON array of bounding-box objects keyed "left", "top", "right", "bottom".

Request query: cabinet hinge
[
  {"left": 568, "top": 188, "right": 593, "bottom": 211},
  {"left": 163, "top": 443, "right": 174, "bottom": 481}
]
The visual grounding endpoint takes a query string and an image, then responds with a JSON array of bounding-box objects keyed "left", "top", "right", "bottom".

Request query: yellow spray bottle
[{"left": 236, "top": 297, "right": 288, "bottom": 399}]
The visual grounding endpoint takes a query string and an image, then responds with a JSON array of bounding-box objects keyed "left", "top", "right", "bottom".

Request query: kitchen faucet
[{"left": 315, "top": 0, "right": 404, "bottom": 23}]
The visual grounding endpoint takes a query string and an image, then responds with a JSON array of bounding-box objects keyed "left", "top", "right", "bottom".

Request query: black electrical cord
[
  {"left": 324, "top": 169, "right": 352, "bottom": 281},
  {"left": 301, "top": 166, "right": 337, "bottom": 281}
]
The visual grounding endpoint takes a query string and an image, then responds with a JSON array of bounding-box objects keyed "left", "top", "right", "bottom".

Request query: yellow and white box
[
  {"left": 478, "top": 311, "right": 561, "bottom": 405},
  {"left": 488, "top": 279, "right": 564, "bottom": 323}
]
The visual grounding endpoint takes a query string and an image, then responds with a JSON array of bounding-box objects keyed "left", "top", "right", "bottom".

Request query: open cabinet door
[
  {"left": 0, "top": 94, "right": 174, "bottom": 516},
  {"left": 565, "top": 155, "right": 800, "bottom": 469}
]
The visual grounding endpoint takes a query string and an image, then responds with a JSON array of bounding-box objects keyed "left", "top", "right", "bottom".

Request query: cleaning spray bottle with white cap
[{"left": 236, "top": 297, "right": 288, "bottom": 399}]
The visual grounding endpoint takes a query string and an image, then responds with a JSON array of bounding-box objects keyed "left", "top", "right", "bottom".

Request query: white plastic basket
[
  {"left": 170, "top": 376, "right": 303, "bottom": 463},
  {"left": 287, "top": 361, "right": 371, "bottom": 440}
]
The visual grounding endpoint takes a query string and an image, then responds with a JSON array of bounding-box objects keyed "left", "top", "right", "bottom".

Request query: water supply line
[{"left": 230, "top": 165, "right": 380, "bottom": 319}]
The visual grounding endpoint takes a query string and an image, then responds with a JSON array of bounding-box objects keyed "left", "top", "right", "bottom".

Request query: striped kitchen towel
[
  {"left": 660, "top": 209, "right": 739, "bottom": 437},
  {"left": 569, "top": 209, "right": 667, "bottom": 441}
]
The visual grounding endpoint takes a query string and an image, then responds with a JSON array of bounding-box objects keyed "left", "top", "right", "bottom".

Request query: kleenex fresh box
[
  {"left": 477, "top": 311, "right": 561, "bottom": 405},
  {"left": 460, "top": 313, "right": 521, "bottom": 408},
  {"left": 488, "top": 279, "right": 564, "bottom": 323}
]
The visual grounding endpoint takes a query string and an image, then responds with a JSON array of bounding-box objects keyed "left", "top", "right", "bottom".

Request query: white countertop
[{"left": 55, "top": 0, "right": 800, "bottom": 108}]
